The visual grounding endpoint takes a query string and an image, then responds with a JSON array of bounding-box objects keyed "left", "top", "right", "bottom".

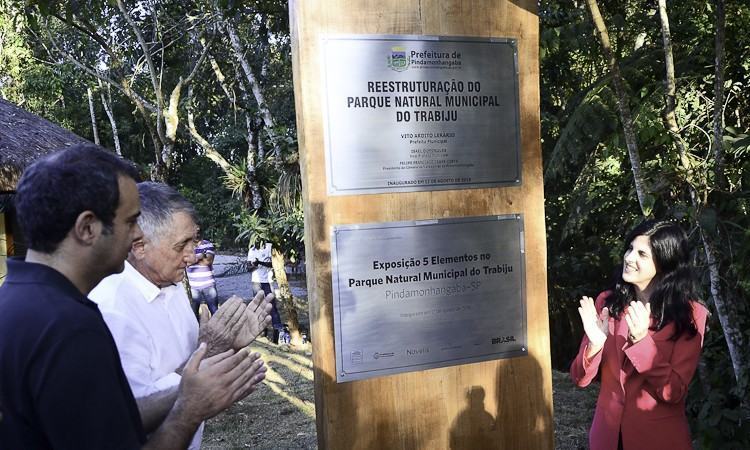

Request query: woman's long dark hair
[{"left": 606, "top": 220, "right": 699, "bottom": 340}]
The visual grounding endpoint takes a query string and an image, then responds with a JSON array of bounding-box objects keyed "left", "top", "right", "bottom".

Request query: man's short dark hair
[{"left": 14, "top": 144, "right": 140, "bottom": 253}]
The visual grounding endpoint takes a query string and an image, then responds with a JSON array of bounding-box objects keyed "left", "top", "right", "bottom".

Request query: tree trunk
[
  {"left": 712, "top": 0, "right": 727, "bottom": 190},
  {"left": 159, "top": 79, "right": 184, "bottom": 172},
  {"left": 701, "top": 229, "right": 747, "bottom": 388},
  {"left": 223, "top": 17, "right": 275, "bottom": 132},
  {"left": 657, "top": 0, "right": 703, "bottom": 208},
  {"left": 657, "top": 0, "right": 691, "bottom": 173},
  {"left": 244, "top": 113, "right": 263, "bottom": 210},
  {"left": 46, "top": 12, "right": 164, "bottom": 179},
  {"left": 219, "top": 10, "right": 280, "bottom": 154},
  {"left": 271, "top": 247, "right": 303, "bottom": 346},
  {"left": 116, "top": 0, "right": 166, "bottom": 148},
  {"left": 230, "top": 61, "right": 264, "bottom": 210},
  {"left": 657, "top": 0, "right": 748, "bottom": 392},
  {"left": 87, "top": 87, "right": 100, "bottom": 145},
  {"left": 585, "top": 0, "right": 649, "bottom": 217},
  {"left": 197, "top": 57, "right": 263, "bottom": 211},
  {"left": 256, "top": 118, "right": 266, "bottom": 161},
  {"left": 705, "top": 0, "right": 749, "bottom": 391},
  {"left": 99, "top": 82, "right": 121, "bottom": 155},
  {"left": 187, "top": 108, "right": 261, "bottom": 211}
]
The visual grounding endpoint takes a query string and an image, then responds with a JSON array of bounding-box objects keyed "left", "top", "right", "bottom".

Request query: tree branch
[
  {"left": 49, "top": 12, "right": 115, "bottom": 59},
  {"left": 186, "top": 86, "right": 232, "bottom": 173},
  {"left": 207, "top": 51, "right": 236, "bottom": 105},
  {"left": 99, "top": 80, "right": 121, "bottom": 155},
  {"left": 116, "top": 0, "right": 165, "bottom": 145},
  {"left": 184, "top": 34, "right": 212, "bottom": 86},
  {"left": 43, "top": 24, "right": 157, "bottom": 113},
  {"left": 217, "top": 8, "right": 279, "bottom": 150}
]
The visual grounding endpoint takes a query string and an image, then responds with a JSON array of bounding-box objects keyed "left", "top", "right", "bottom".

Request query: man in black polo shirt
[{"left": 0, "top": 145, "right": 266, "bottom": 449}]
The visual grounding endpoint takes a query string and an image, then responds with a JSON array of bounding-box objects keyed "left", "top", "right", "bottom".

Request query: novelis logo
[{"left": 387, "top": 46, "right": 410, "bottom": 72}]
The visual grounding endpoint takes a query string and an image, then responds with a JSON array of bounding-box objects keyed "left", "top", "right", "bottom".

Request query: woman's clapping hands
[
  {"left": 625, "top": 301, "right": 651, "bottom": 343},
  {"left": 578, "top": 296, "right": 609, "bottom": 358}
]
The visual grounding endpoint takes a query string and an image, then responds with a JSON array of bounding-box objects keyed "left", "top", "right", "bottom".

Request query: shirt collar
[
  {"left": 5, "top": 258, "right": 98, "bottom": 308},
  {"left": 123, "top": 261, "right": 176, "bottom": 304}
]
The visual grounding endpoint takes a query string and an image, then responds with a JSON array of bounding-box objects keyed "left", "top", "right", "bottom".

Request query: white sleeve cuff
[{"left": 151, "top": 372, "right": 182, "bottom": 393}]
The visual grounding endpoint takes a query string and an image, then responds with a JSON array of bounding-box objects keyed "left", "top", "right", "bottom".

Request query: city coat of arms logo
[{"left": 387, "top": 46, "right": 410, "bottom": 72}]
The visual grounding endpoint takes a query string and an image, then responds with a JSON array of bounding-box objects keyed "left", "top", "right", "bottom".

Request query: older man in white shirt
[{"left": 91, "top": 182, "right": 272, "bottom": 449}]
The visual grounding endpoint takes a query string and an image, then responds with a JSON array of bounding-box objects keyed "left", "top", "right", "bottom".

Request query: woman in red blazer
[{"left": 570, "top": 220, "right": 708, "bottom": 450}]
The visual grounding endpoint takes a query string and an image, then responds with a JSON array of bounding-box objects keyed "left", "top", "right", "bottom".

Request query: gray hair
[{"left": 136, "top": 182, "right": 197, "bottom": 241}]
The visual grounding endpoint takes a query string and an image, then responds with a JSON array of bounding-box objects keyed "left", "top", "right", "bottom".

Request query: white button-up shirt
[
  {"left": 247, "top": 243, "right": 274, "bottom": 283},
  {"left": 90, "top": 261, "right": 203, "bottom": 449}
]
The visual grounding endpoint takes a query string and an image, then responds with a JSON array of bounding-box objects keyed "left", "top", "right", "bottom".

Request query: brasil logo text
[{"left": 387, "top": 46, "right": 410, "bottom": 72}]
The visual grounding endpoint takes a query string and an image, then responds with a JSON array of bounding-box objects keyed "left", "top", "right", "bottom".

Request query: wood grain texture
[{"left": 290, "top": 1, "right": 552, "bottom": 448}]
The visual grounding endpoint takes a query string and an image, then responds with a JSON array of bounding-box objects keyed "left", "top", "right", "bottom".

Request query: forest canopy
[{"left": 1, "top": 0, "right": 748, "bottom": 446}]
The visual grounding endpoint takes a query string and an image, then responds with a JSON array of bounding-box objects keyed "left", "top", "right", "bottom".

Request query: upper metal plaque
[
  {"left": 321, "top": 35, "right": 521, "bottom": 195},
  {"left": 331, "top": 215, "right": 527, "bottom": 383}
]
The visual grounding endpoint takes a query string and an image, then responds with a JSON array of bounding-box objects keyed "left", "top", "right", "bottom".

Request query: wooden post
[{"left": 290, "top": 1, "right": 552, "bottom": 448}]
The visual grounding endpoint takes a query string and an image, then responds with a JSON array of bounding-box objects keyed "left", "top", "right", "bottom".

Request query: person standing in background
[
  {"left": 187, "top": 240, "right": 219, "bottom": 316},
  {"left": 248, "top": 242, "right": 282, "bottom": 343}
]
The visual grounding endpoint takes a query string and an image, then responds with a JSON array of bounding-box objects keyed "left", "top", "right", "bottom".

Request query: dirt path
[
  {"left": 203, "top": 258, "right": 315, "bottom": 449},
  {"left": 201, "top": 338, "right": 318, "bottom": 449}
]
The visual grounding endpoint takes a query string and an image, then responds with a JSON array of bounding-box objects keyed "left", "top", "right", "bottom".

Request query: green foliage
[
  {"left": 1, "top": 6, "right": 83, "bottom": 130},
  {"left": 725, "top": 125, "right": 750, "bottom": 159},
  {"left": 233, "top": 205, "right": 304, "bottom": 263},
  {"left": 222, "top": 159, "right": 251, "bottom": 200},
  {"left": 689, "top": 327, "right": 750, "bottom": 449},
  {"left": 4, "top": 0, "right": 748, "bottom": 443},
  {"left": 542, "top": 0, "right": 750, "bottom": 444},
  {"left": 0, "top": 3, "right": 33, "bottom": 100},
  {"left": 3, "top": 0, "right": 302, "bottom": 257},
  {"left": 177, "top": 156, "right": 244, "bottom": 249}
]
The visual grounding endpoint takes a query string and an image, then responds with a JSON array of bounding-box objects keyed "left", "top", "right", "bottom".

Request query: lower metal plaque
[{"left": 331, "top": 215, "right": 527, "bottom": 383}]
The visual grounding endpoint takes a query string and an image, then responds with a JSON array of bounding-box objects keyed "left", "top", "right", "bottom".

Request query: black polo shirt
[{"left": 0, "top": 259, "right": 146, "bottom": 449}]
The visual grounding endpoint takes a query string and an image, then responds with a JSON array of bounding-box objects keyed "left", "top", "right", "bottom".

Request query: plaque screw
[
  {"left": 522, "top": 347, "right": 527, "bottom": 352},
  {"left": 340, "top": 373, "right": 345, "bottom": 377}
]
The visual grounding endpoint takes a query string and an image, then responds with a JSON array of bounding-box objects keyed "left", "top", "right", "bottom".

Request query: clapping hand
[
  {"left": 625, "top": 301, "right": 651, "bottom": 343},
  {"left": 577, "top": 296, "right": 609, "bottom": 358},
  {"left": 198, "top": 296, "right": 246, "bottom": 357},
  {"left": 232, "top": 292, "right": 273, "bottom": 349},
  {"left": 177, "top": 343, "right": 267, "bottom": 422}
]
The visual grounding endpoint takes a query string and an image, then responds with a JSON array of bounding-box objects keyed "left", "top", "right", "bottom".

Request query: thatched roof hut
[
  {"left": 0, "top": 99, "right": 91, "bottom": 269},
  {"left": 0, "top": 98, "right": 90, "bottom": 194}
]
